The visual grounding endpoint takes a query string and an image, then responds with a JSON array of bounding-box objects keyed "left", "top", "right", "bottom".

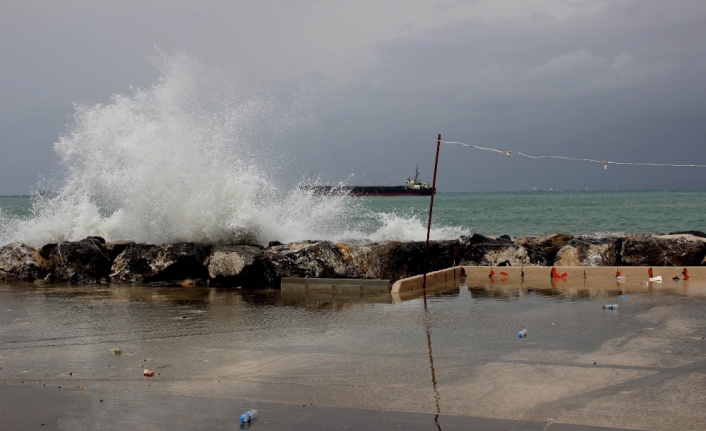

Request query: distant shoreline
[{"left": 2, "top": 187, "right": 706, "bottom": 197}]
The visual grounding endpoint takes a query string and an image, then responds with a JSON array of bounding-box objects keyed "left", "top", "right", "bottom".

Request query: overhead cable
[{"left": 441, "top": 140, "right": 706, "bottom": 168}]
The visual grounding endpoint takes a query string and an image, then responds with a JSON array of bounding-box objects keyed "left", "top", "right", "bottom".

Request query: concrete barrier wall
[
  {"left": 391, "top": 266, "right": 705, "bottom": 293},
  {"left": 281, "top": 276, "right": 391, "bottom": 293}
]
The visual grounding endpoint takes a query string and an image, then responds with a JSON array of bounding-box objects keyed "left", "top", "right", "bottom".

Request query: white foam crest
[
  {"left": 369, "top": 213, "right": 470, "bottom": 243},
  {"left": 249, "top": 188, "right": 359, "bottom": 243}
]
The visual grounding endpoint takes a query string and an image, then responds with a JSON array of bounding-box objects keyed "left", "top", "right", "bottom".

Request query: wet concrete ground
[
  {"left": 0, "top": 280, "right": 704, "bottom": 430},
  {"left": 1, "top": 383, "right": 645, "bottom": 430}
]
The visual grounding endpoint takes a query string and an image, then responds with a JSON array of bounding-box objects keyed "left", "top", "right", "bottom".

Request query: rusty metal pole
[{"left": 422, "top": 134, "right": 441, "bottom": 290}]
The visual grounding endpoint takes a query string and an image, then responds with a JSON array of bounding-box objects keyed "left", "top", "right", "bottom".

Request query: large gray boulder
[
  {"left": 459, "top": 234, "right": 527, "bottom": 266},
  {"left": 262, "top": 241, "right": 348, "bottom": 282},
  {"left": 207, "top": 245, "right": 269, "bottom": 287},
  {"left": 110, "top": 242, "right": 211, "bottom": 284},
  {"left": 554, "top": 234, "right": 624, "bottom": 266},
  {"left": 0, "top": 242, "right": 50, "bottom": 281},
  {"left": 516, "top": 234, "right": 573, "bottom": 265},
  {"left": 481, "top": 245, "right": 530, "bottom": 266},
  {"left": 335, "top": 242, "right": 375, "bottom": 278}
]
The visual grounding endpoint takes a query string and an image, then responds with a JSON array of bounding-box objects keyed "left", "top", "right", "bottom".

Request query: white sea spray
[
  {"left": 0, "top": 53, "right": 466, "bottom": 247},
  {"left": 369, "top": 213, "right": 469, "bottom": 242}
]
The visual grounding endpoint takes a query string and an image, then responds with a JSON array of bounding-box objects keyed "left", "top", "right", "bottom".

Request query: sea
[{"left": 1, "top": 190, "right": 704, "bottom": 247}]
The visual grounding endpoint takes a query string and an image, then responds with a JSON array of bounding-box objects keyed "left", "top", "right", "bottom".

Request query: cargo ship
[{"left": 302, "top": 167, "right": 433, "bottom": 196}]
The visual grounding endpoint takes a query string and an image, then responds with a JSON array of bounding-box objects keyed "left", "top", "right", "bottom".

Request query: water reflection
[
  {"left": 280, "top": 291, "right": 393, "bottom": 310},
  {"left": 1, "top": 277, "right": 705, "bottom": 428},
  {"left": 425, "top": 316, "right": 441, "bottom": 431},
  {"left": 421, "top": 287, "right": 442, "bottom": 431}
]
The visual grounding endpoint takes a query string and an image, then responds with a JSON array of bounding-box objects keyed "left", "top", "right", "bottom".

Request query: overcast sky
[{"left": 2, "top": 0, "right": 706, "bottom": 194}]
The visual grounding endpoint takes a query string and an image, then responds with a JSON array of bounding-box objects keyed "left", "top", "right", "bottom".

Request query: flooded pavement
[{"left": 1, "top": 279, "right": 705, "bottom": 430}]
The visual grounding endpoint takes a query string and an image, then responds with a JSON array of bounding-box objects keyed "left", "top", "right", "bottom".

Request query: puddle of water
[{"left": 0, "top": 279, "right": 705, "bottom": 424}]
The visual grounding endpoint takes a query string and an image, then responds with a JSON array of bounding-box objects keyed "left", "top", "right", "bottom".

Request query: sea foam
[{"left": 0, "top": 53, "right": 468, "bottom": 247}]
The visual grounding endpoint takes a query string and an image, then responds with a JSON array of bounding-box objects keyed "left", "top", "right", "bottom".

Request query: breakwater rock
[{"left": 1, "top": 232, "right": 705, "bottom": 287}]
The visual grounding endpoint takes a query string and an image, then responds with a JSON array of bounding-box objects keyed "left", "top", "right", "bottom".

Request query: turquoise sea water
[
  {"left": 0, "top": 196, "right": 33, "bottom": 219},
  {"left": 358, "top": 190, "right": 706, "bottom": 237},
  {"left": 2, "top": 190, "right": 704, "bottom": 240}
]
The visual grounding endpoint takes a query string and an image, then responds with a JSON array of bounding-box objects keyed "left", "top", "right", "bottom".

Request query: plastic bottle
[
  {"left": 239, "top": 410, "right": 258, "bottom": 423},
  {"left": 518, "top": 329, "right": 528, "bottom": 339},
  {"left": 603, "top": 304, "right": 619, "bottom": 310}
]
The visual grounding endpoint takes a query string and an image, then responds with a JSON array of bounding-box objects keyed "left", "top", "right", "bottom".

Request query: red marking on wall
[{"left": 551, "top": 267, "right": 567, "bottom": 278}]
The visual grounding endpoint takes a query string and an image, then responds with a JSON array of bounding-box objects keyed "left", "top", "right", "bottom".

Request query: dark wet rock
[
  {"left": 465, "top": 234, "right": 513, "bottom": 245},
  {"left": 360, "top": 242, "right": 411, "bottom": 280},
  {"left": 105, "top": 241, "right": 135, "bottom": 261},
  {"left": 555, "top": 234, "right": 624, "bottom": 266},
  {"left": 516, "top": 234, "right": 573, "bottom": 265},
  {"left": 0, "top": 242, "right": 51, "bottom": 281},
  {"left": 621, "top": 234, "right": 706, "bottom": 266},
  {"left": 207, "top": 245, "right": 271, "bottom": 287},
  {"left": 260, "top": 239, "right": 460, "bottom": 285},
  {"left": 110, "top": 242, "right": 211, "bottom": 284},
  {"left": 5, "top": 231, "right": 706, "bottom": 287},
  {"left": 669, "top": 230, "right": 706, "bottom": 239},
  {"left": 262, "top": 241, "right": 348, "bottom": 283},
  {"left": 404, "top": 239, "right": 460, "bottom": 275},
  {"left": 458, "top": 234, "right": 527, "bottom": 266},
  {"left": 366, "top": 240, "right": 460, "bottom": 280},
  {"left": 40, "top": 237, "right": 112, "bottom": 283}
]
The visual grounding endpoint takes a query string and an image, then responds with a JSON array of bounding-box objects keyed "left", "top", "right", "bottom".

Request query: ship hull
[{"left": 302, "top": 186, "right": 433, "bottom": 196}]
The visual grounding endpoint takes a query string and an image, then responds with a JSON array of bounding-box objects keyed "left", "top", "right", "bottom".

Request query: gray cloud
[
  {"left": 313, "top": 1, "right": 706, "bottom": 191},
  {"left": 1, "top": 0, "right": 705, "bottom": 193}
]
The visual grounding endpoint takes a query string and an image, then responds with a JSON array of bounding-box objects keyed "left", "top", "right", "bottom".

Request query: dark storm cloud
[
  {"left": 1, "top": 1, "right": 705, "bottom": 193},
  {"left": 316, "top": 1, "right": 706, "bottom": 191}
]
